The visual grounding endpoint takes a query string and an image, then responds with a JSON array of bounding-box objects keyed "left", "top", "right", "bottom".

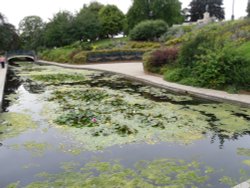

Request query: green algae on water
[
  {"left": 237, "top": 148, "right": 250, "bottom": 157},
  {"left": 23, "top": 141, "right": 50, "bottom": 157},
  {"left": 24, "top": 158, "right": 214, "bottom": 188},
  {"left": 6, "top": 181, "right": 20, "bottom": 188},
  {"left": 45, "top": 86, "right": 208, "bottom": 150},
  {"left": 0, "top": 112, "right": 37, "bottom": 140}
]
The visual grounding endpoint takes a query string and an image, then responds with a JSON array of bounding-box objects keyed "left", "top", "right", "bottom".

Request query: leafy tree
[
  {"left": 0, "top": 13, "right": 5, "bottom": 24},
  {"left": 43, "top": 11, "right": 74, "bottom": 48},
  {"left": 247, "top": 1, "right": 250, "bottom": 17},
  {"left": 99, "top": 5, "right": 125, "bottom": 38},
  {"left": 0, "top": 13, "right": 20, "bottom": 52},
  {"left": 127, "top": 0, "right": 182, "bottom": 30},
  {"left": 189, "top": 0, "right": 225, "bottom": 22},
  {"left": 72, "top": 2, "right": 103, "bottom": 41},
  {"left": 18, "top": 16, "right": 44, "bottom": 50}
]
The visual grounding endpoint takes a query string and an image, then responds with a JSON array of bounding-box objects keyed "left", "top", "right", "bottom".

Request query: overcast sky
[{"left": 0, "top": 0, "right": 248, "bottom": 28}]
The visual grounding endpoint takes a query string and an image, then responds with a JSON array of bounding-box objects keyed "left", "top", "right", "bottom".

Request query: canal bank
[{"left": 38, "top": 60, "right": 250, "bottom": 108}]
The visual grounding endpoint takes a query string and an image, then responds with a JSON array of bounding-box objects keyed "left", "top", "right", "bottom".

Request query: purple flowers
[{"left": 91, "top": 118, "right": 97, "bottom": 123}]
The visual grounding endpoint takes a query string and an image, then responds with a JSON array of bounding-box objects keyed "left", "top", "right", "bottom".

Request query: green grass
[
  {"left": 92, "top": 37, "right": 129, "bottom": 47},
  {"left": 237, "top": 42, "right": 250, "bottom": 61}
]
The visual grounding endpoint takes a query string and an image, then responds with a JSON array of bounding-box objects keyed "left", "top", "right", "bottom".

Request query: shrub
[
  {"left": 127, "top": 41, "right": 161, "bottom": 49},
  {"left": 72, "top": 51, "right": 87, "bottom": 64},
  {"left": 129, "top": 20, "right": 168, "bottom": 41},
  {"left": 164, "top": 67, "right": 184, "bottom": 82},
  {"left": 143, "top": 47, "right": 179, "bottom": 73},
  {"left": 179, "top": 30, "right": 219, "bottom": 67},
  {"left": 80, "top": 42, "right": 93, "bottom": 51},
  {"left": 160, "top": 25, "right": 194, "bottom": 42}
]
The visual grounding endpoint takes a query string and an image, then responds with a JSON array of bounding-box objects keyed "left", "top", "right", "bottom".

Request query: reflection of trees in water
[
  {"left": 3, "top": 63, "right": 44, "bottom": 112},
  {"left": 198, "top": 110, "right": 250, "bottom": 149},
  {"left": 210, "top": 129, "right": 250, "bottom": 149},
  {"left": 22, "top": 78, "right": 44, "bottom": 94},
  {"left": 2, "top": 66, "right": 22, "bottom": 111}
]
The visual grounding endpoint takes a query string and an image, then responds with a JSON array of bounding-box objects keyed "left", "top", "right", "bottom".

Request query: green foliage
[
  {"left": 0, "top": 13, "right": 20, "bottom": 52},
  {"left": 189, "top": 0, "right": 225, "bottom": 21},
  {"left": 99, "top": 5, "right": 125, "bottom": 38},
  {"left": 72, "top": 51, "right": 87, "bottom": 64},
  {"left": 247, "top": 2, "right": 250, "bottom": 17},
  {"left": 92, "top": 37, "right": 128, "bottom": 50},
  {"left": 43, "top": 11, "right": 75, "bottom": 48},
  {"left": 163, "top": 20, "right": 250, "bottom": 91},
  {"left": 126, "top": 0, "right": 183, "bottom": 30},
  {"left": 164, "top": 66, "right": 186, "bottom": 82},
  {"left": 129, "top": 20, "right": 168, "bottom": 41},
  {"left": 127, "top": 41, "right": 160, "bottom": 49},
  {"left": 161, "top": 25, "right": 195, "bottom": 44},
  {"left": 18, "top": 16, "right": 44, "bottom": 50},
  {"left": 39, "top": 46, "right": 146, "bottom": 63},
  {"left": 72, "top": 2, "right": 102, "bottom": 41},
  {"left": 39, "top": 47, "right": 73, "bottom": 63}
]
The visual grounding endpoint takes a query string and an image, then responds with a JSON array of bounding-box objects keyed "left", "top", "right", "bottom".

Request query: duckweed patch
[
  {"left": 24, "top": 158, "right": 215, "bottom": 188},
  {"left": 0, "top": 112, "right": 37, "bottom": 140},
  {"left": 22, "top": 141, "right": 50, "bottom": 157},
  {"left": 31, "top": 73, "right": 86, "bottom": 85},
  {"left": 237, "top": 148, "right": 250, "bottom": 157},
  {"left": 219, "top": 169, "right": 250, "bottom": 187}
]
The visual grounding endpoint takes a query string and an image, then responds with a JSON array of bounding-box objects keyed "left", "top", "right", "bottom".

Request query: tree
[
  {"left": 247, "top": 1, "right": 250, "bottom": 17},
  {"left": 127, "top": 0, "right": 182, "bottom": 30},
  {"left": 189, "top": 0, "right": 225, "bottom": 22},
  {"left": 99, "top": 5, "right": 125, "bottom": 38},
  {"left": 18, "top": 16, "right": 44, "bottom": 50},
  {"left": 0, "top": 13, "right": 20, "bottom": 52},
  {"left": 0, "top": 13, "right": 5, "bottom": 25},
  {"left": 43, "top": 11, "right": 74, "bottom": 48},
  {"left": 72, "top": 2, "right": 103, "bottom": 41}
]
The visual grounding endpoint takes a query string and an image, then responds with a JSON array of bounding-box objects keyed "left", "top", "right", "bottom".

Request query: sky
[{"left": 0, "top": 0, "right": 248, "bottom": 29}]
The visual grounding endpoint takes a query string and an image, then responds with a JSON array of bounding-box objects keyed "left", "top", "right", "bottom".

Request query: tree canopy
[
  {"left": 99, "top": 5, "right": 125, "bottom": 38},
  {"left": 18, "top": 16, "right": 44, "bottom": 50},
  {"left": 0, "top": 12, "right": 20, "bottom": 52},
  {"left": 189, "top": 0, "right": 225, "bottom": 22},
  {"left": 72, "top": 2, "right": 103, "bottom": 41},
  {"left": 43, "top": 11, "right": 74, "bottom": 48},
  {"left": 127, "top": 0, "right": 183, "bottom": 30},
  {"left": 247, "top": 1, "right": 250, "bottom": 17}
]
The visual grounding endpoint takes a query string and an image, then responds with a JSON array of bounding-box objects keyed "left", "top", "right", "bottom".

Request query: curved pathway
[{"left": 38, "top": 60, "right": 250, "bottom": 107}]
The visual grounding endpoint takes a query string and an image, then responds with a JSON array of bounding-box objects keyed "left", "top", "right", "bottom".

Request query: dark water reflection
[{"left": 0, "top": 63, "right": 250, "bottom": 187}]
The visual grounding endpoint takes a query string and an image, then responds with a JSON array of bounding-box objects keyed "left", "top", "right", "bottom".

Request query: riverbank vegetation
[{"left": 145, "top": 19, "right": 250, "bottom": 92}]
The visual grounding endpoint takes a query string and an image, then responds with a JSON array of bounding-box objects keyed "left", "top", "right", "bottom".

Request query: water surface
[{"left": 0, "top": 62, "right": 250, "bottom": 188}]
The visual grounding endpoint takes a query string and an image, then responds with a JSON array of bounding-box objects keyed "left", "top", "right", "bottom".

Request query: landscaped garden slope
[
  {"left": 145, "top": 19, "right": 250, "bottom": 92},
  {"left": 39, "top": 38, "right": 160, "bottom": 64}
]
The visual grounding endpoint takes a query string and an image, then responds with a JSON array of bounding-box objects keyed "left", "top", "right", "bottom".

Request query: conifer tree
[{"left": 189, "top": 0, "right": 225, "bottom": 21}]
